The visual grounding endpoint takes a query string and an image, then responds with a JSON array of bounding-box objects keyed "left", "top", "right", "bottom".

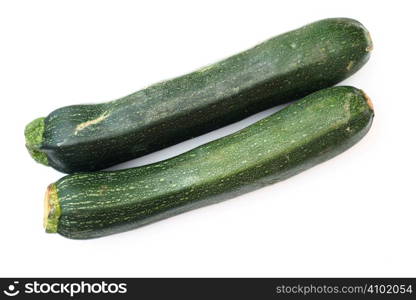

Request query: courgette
[
  {"left": 44, "top": 86, "right": 374, "bottom": 239},
  {"left": 26, "top": 18, "right": 372, "bottom": 173}
]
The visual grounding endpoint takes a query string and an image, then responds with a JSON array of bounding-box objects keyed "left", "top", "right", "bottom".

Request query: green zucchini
[
  {"left": 44, "top": 86, "right": 374, "bottom": 239},
  {"left": 26, "top": 18, "right": 372, "bottom": 173}
]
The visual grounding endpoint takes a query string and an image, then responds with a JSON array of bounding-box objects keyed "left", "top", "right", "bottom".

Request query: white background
[{"left": 1, "top": 0, "right": 415, "bottom": 277}]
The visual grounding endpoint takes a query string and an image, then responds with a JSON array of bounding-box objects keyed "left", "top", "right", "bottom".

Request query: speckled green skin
[
  {"left": 47, "top": 86, "right": 374, "bottom": 239},
  {"left": 27, "top": 18, "right": 372, "bottom": 173}
]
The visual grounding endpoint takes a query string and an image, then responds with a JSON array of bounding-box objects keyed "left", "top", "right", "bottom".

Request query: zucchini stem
[
  {"left": 360, "top": 90, "right": 374, "bottom": 111},
  {"left": 44, "top": 184, "right": 60, "bottom": 233},
  {"left": 25, "top": 117, "right": 48, "bottom": 166}
]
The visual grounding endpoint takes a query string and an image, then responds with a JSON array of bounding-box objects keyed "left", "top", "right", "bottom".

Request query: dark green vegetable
[
  {"left": 44, "top": 86, "right": 374, "bottom": 239},
  {"left": 26, "top": 18, "right": 372, "bottom": 173}
]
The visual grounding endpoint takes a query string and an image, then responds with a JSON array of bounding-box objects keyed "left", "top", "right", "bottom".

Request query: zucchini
[
  {"left": 44, "top": 86, "right": 374, "bottom": 239},
  {"left": 26, "top": 18, "right": 372, "bottom": 173}
]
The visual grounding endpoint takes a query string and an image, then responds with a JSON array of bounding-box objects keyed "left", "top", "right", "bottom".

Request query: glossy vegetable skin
[
  {"left": 44, "top": 86, "right": 374, "bottom": 239},
  {"left": 26, "top": 18, "right": 372, "bottom": 173}
]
